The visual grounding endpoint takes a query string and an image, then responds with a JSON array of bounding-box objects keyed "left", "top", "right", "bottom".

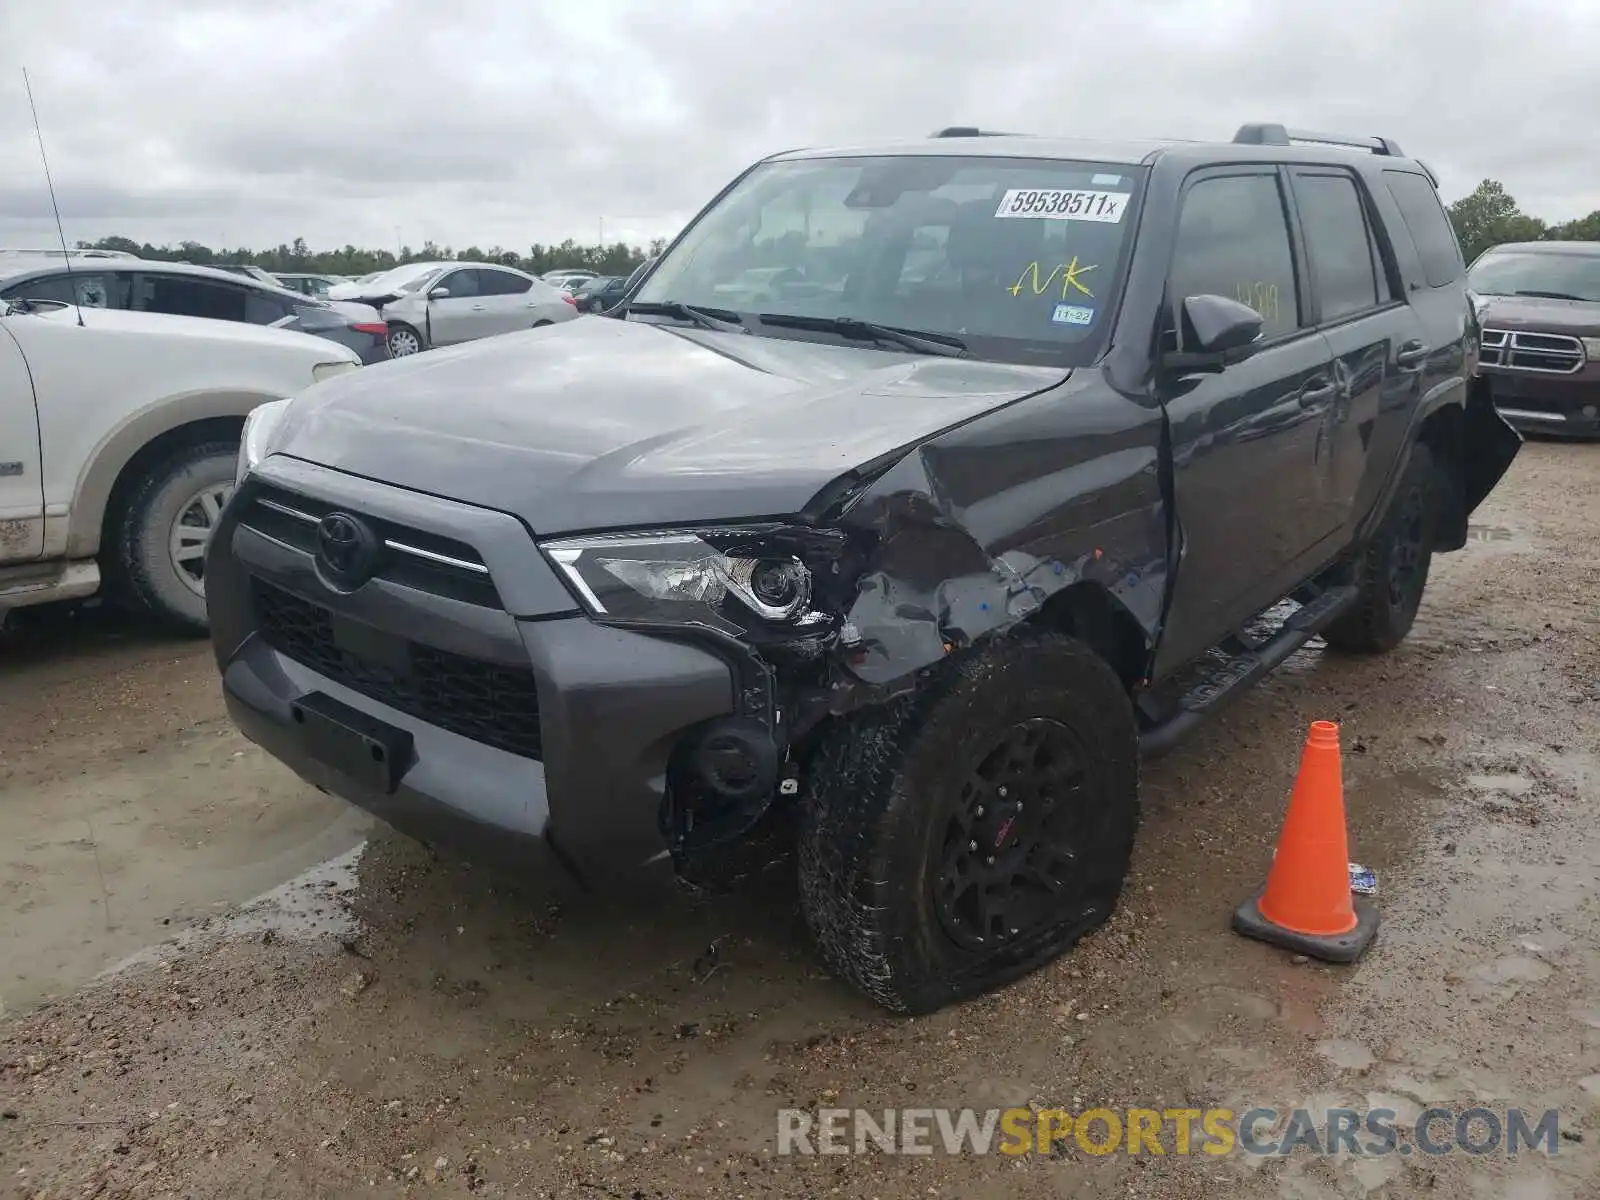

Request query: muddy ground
[{"left": 2, "top": 440, "right": 1597, "bottom": 1200}]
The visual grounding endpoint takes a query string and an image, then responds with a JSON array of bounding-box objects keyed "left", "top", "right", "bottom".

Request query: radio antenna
[{"left": 22, "top": 67, "right": 84, "bottom": 327}]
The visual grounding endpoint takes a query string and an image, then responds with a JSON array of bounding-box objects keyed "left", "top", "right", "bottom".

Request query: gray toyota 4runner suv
[{"left": 208, "top": 123, "right": 1520, "bottom": 1014}]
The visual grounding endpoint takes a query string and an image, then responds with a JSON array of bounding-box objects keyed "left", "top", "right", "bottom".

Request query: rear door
[
  {"left": 1288, "top": 166, "right": 1413, "bottom": 537},
  {"left": 0, "top": 321, "right": 44, "bottom": 561},
  {"left": 476, "top": 268, "right": 540, "bottom": 335},
  {"left": 1154, "top": 166, "right": 1338, "bottom": 675}
]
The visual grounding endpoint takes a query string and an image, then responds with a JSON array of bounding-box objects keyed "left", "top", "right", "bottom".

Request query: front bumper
[
  {"left": 1484, "top": 369, "right": 1600, "bottom": 437},
  {"left": 207, "top": 458, "right": 737, "bottom": 883}
]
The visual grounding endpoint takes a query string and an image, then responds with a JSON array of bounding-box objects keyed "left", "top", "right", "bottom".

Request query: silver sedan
[{"left": 369, "top": 262, "right": 580, "bottom": 358}]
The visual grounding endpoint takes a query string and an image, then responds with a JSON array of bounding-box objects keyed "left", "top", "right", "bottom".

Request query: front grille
[
  {"left": 238, "top": 484, "right": 503, "bottom": 609},
  {"left": 1480, "top": 328, "right": 1585, "bottom": 374},
  {"left": 254, "top": 579, "right": 542, "bottom": 760}
]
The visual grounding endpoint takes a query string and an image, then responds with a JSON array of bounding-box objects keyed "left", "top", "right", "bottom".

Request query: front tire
[
  {"left": 797, "top": 631, "right": 1140, "bottom": 1015},
  {"left": 113, "top": 440, "right": 237, "bottom": 634},
  {"left": 1322, "top": 442, "right": 1438, "bottom": 654},
  {"left": 387, "top": 323, "right": 424, "bottom": 357}
]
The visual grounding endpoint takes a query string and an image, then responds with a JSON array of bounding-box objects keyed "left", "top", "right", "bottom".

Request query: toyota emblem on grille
[{"left": 315, "top": 512, "right": 379, "bottom": 585}]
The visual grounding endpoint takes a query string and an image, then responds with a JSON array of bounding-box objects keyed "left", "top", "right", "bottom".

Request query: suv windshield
[
  {"left": 634, "top": 154, "right": 1146, "bottom": 364},
  {"left": 1468, "top": 249, "right": 1600, "bottom": 303}
]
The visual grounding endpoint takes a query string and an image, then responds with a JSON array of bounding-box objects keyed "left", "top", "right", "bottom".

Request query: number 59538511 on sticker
[{"left": 994, "top": 188, "right": 1129, "bottom": 223}]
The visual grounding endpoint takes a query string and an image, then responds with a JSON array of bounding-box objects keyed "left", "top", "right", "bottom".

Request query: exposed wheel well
[
  {"left": 99, "top": 416, "right": 244, "bottom": 562},
  {"left": 1417, "top": 399, "right": 1467, "bottom": 552},
  {"left": 1029, "top": 582, "right": 1150, "bottom": 691}
]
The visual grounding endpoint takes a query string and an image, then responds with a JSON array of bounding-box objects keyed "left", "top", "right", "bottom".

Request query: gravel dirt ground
[{"left": 2, "top": 440, "right": 1597, "bottom": 1200}]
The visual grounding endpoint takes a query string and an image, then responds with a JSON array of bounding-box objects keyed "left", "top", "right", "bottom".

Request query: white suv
[{"left": 0, "top": 297, "right": 362, "bottom": 631}]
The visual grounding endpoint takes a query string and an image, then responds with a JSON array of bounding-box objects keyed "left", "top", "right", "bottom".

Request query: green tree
[
  {"left": 1550, "top": 210, "right": 1600, "bottom": 241},
  {"left": 1447, "top": 179, "right": 1548, "bottom": 265}
]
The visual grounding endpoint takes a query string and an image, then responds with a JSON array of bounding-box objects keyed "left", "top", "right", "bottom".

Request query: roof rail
[
  {"left": 1232, "top": 123, "right": 1405, "bottom": 158},
  {"left": 929, "top": 126, "right": 1024, "bottom": 138}
]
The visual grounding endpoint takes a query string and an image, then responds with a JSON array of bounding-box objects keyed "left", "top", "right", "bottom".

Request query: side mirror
[
  {"left": 1161, "top": 294, "right": 1264, "bottom": 373},
  {"left": 428, "top": 285, "right": 451, "bottom": 300}
]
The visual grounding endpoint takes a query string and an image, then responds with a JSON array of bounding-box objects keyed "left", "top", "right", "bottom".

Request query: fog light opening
[{"left": 692, "top": 717, "right": 779, "bottom": 803}]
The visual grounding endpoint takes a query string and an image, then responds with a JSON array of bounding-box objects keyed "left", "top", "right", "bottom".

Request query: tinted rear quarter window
[
  {"left": 1383, "top": 171, "right": 1463, "bottom": 287},
  {"left": 245, "top": 291, "right": 297, "bottom": 325}
]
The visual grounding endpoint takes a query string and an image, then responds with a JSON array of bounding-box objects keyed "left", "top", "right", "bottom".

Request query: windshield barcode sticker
[{"left": 994, "top": 189, "right": 1130, "bottom": 223}]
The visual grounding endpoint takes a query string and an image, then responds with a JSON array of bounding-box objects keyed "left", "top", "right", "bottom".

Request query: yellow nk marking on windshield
[{"left": 1008, "top": 257, "right": 1098, "bottom": 300}]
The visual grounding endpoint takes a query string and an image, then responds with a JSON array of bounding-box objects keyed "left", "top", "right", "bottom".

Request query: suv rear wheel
[
  {"left": 797, "top": 631, "right": 1140, "bottom": 1015},
  {"left": 114, "top": 440, "right": 236, "bottom": 634},
  {"left": 1322, "top": 442, "right": 1438, "bottom": 654}
]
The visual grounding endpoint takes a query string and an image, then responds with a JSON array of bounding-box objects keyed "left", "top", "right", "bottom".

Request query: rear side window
[
  {"left": 1170, "top": 172, "right": 1302, "bottom": 339},
  {"left": 1383, "top": 171, "right": 1462, "bottom": 287},
  {"left": 245, "top": 291, "right": 297, "bottom": 325},
  {"left": 136, "top": 275, "right": 249, "bottom": 322},
  {"left": 1293, "top": 172, "right": 1390, "bottom": 320},
  {"left": 479, "top": 269, "right": 532, "bottom": 296}
]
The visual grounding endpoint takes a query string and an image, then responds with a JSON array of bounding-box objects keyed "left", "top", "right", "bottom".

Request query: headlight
[
  {"left": 313, "top": 359, "right": 361, "bottom": 382},
  {"left": 237, "top": 398, "right": 293, "bottom": 485},
  {"left": 1582, "top": 337, "right": 1600, "bottom": 361},
  {"left": 542, "top": 527, "right": 845, "bottom": 639}
]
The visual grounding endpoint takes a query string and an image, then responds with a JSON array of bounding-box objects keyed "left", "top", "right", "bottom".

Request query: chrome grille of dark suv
[
  {"left": 253, "top": 579, "right": 543, "bottom": 760},
  {"left": 1480, "top": 328, "right": 1585, "bottom": 374},
  {"left": 237, "top": 484, "right": 503, "bottom": 609}
]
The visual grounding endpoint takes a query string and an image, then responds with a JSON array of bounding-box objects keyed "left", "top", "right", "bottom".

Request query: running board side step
[{"left": 1137, "top": 584, "right": 1360, "bottom": 757}]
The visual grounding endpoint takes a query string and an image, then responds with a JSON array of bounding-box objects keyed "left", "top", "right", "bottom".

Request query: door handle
[
  {"left": 1396, "top": 340, "right": 1428, "bottom": 369},
  {"left": 1298, "top": 378, "right": 1337, "bottom": 408},
  {"left": 470, "top": 304, "right": 487, "bottom": 311}
]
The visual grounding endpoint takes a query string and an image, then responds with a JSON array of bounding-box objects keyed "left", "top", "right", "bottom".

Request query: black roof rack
[
  {"left": 929, "top": 126, "right": 1023, "bottom": 138},
  {"left": 1232, "top": 123, "right": 1405, "bottom": 158}
]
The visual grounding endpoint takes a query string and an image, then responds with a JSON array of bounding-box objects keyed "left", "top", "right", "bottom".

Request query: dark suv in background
[
  {"left": 1467, "top": 240, "right": 1600, "bottom": 438},
  {"left": 210, "top": 122, "right": 1519, "bottom": 1014}
]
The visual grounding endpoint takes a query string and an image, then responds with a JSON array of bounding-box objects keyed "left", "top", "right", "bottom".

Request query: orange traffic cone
[{"left": 1232, "top": 720, "right": 1379, "bottom": 963}]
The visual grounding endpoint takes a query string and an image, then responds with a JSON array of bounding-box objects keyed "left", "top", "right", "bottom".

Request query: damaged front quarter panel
[{"left": 816, "top": 376, "right": 1171, "bottom": 713}]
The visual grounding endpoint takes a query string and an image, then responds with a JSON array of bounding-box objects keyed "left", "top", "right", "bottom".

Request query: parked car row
[
  {"left": 1, "top": 287, "right": 362, "bottom": 631},
  {"left": 0, "top": 257, "right": 393, "bottom": 364},
  {"left": 0, "top": 245, "right": 641, "bottom": 631},
  {"left": 328, "top": 260, "right": 579, "bottom": 357}
]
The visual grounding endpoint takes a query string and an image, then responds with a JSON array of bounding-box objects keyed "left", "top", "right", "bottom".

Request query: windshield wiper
[
  {"left": 757, "top": 313, "right": 968, "bottom": 358},
  {"left": 626, "top": 300, "right": 747, "bottom": 334},
  {"left": 1512, "top": 289, "right": 1589, "bottom": 302}
]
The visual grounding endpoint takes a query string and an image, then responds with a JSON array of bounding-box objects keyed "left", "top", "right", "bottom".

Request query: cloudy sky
[{"left": 1, "top": 0, "right": 1597, "bottom": 256}]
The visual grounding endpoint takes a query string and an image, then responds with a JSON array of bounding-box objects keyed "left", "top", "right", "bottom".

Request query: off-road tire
[
  {"left": 114, "top": 440, "right": 237, "bottom": 635},
  {"left": 1322, "top": 442, "right": 1438, "bottom": 654},
  {"left": 797, "top": 631, "right": 1140, "bottom": 1015}
]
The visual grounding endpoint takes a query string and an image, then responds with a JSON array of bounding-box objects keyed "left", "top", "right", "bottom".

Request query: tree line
[
  {"left": 1444, "top": 180, "right": 1598, "bottom": 266},
  {"left": 73, "top": 234, "right": 669, "bottom": 279},
  {"left": 68, "top": 179, "right": 1599, "bottom": 281}
]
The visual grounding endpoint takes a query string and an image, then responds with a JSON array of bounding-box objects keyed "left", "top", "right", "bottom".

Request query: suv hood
[
  {"left": 272, "top": 315, "right": 1069, "bottom": 534},
  {"left": 1474, "top": 293, "right": 1600, "bottom": 336}
]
